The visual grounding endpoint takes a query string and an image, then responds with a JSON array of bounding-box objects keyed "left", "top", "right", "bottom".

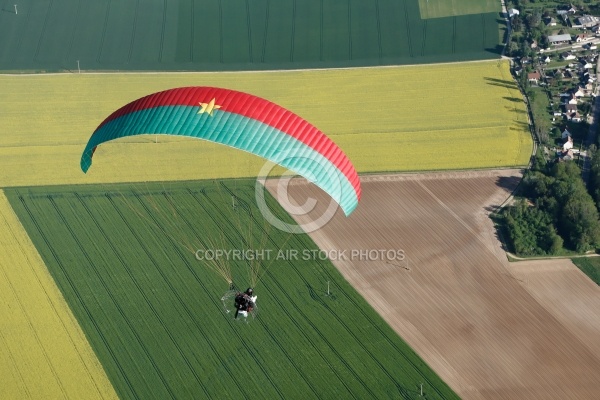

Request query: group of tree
[
  {"left": 503, "top": 151, "right": 600, "bottom": 256},
  {"left": 589, "top": 146, "right": 600, "bottom": 209},
  {"left": 512, "top": 0, "right": 595, "bottom": 14}
]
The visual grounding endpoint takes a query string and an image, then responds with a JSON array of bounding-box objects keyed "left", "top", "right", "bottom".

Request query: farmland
[
  {"left": 5, "top": 181, "right": 458, "bottom": 399},
  {"left": 418, "top": 0, "right": 500, "bottom": 19},
  {"left": 0, "top": 0, "right": 501, "bottom": 72},
  {"left": 0, "top": 190, "right": 117, "bottom": 399},
  {"left": 270, "top": 171, "right": 600, "bottom": 399},
  {"left": 0, "top": 60, "right": 532, "bottom": 187},
  {"left": 0, "top": 2, "right": 542, "bottom": 398}
]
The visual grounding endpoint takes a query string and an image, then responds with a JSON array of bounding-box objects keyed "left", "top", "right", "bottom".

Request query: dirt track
[{"left": 266, "top": 170, "right": 600, "bottom": 399}]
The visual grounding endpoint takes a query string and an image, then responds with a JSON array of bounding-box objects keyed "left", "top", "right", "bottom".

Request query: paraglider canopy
[{"left": 80, "top": 87, "right": 361, "bottom": 216}]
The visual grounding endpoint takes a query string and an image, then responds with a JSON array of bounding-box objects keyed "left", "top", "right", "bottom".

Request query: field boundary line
[{"left": 0, "top": 57, "right": 503, "bottom": 76}]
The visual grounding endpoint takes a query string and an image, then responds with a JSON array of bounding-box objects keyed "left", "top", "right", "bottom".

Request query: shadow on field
[
  {"left": 485, "top": 44, "right": 506, "bottom": 56},
  {"left": 504, "top": 96, "right": 523, "bottom": 103},
  {"left": 510, "top": 121, "right": 530, "bottom": 131},
  {"left": 484, "top": 175, "right": 524, "bottom": 254},
  {"left": 506, "top": 106, "right": 527, "bottom": 114},
  {"left": 484, "top": 204, "right": 514, "bottom": 253},
  {"left": 495, "top": 175, "right": 522, "bottom": 194},
  {"left": 484, "top": 77, "right": 518, "bottom": 89}
]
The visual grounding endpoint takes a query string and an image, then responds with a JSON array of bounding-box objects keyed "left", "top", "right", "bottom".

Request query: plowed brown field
[{"left": 266, "top": 170, "right": 600, "bottom": 400}]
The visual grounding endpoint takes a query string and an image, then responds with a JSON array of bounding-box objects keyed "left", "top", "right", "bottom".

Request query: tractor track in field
[
  {"left": 347, "top": 0, "right": 352, "bottom": 60},
  {"left": 481, "top": 14, "right": 486, "bottom": 50},
  {"left": 146, "top": 190, "right": 314, "bottom": 399},
  {"left": 0, "top": 245, "right": 68, "bottom": 398},
  {"left": 33, "top": 0, "right": 53, "bottom": 63},
  {"left": 218, "top": 0, "right": 223, "bottom": 64},
  {"left": 421, "top": 20, "right": 427, "bottom": 57},
  {"left": 1, "top": 192, "right": 110, "bottom": 399},
  {"left": 163, "top": 188, "right": 306, "bottom": 399},
  {"left": 220, "top": 182, "right": 422, "bottom": 398},
  {"left": 102, "top": 193, "right": 214, "bottom": 398},
  {"left": 190, "top": 0, "right": 195, "bottom": 62},
  {"left": 452, "top": 17, "right": 457, "bottom": 54},
  {"left": 97, "top": 0, "right": 111, "bottom": 63},
  {"left": 245, "top": 0, "right": 253, "bottom": 63},
  {"left": 319, "top": 0, "right": 324, "bottom": 61},
  {"left": 290, "top": 0, "right": 297, "bottom": 62},
  {"left": 403, "top": 0, "right": 413, "bottom": 58},
  {"left": 111, "top": 192, "right": 253, "bottom": 398},
  {"left": 64, "top": 194, "right": 178, "bottom": 399},
  {"left": 95, "top": 188, "right": 281, "bottom": 398},
  {"left": 187, "top": 187, "right": 362, "bottom": 398},
  {"left": 158, "top": 0, "right": 167, "bottom": 62},
  {"left": 375, "top": 0, "right": 383, "bottom": 62},
  {"left": 200, "top": 185, "right": 379, "bottom": 397},
  {"left": 309, "top": 255, "right": 450, "bottom": 399},
  {"left": 16, "top": 193, "right": 141, "bottom": 400},
  {"left": 261, "top": 0, "right": 269, "bottom": 63},
  {"left": 65, "top": 0, "right": 82, "bottom": 64},
  {"left": 127, "top": 0, "right": 140, "bottom": 64}
]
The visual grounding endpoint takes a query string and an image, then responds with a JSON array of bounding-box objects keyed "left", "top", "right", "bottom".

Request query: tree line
[{"left": 502, "top": 151, "right": 600, "bottom": 256}]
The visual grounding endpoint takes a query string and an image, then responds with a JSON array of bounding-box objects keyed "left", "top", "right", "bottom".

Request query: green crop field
[
  {"left": 0, "top": 0, "right": 502, "bottom": 72},
  {"left": 6, "top": 180, "right": 458, "bottom": 399},
  {"left": 418, "top": 0, "right": 500, "bottom": 19},
  {"left": 571, "top": 257, "right": 600, "bottom": 285}
]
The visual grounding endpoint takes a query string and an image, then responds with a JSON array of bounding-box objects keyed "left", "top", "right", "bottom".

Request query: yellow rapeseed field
[
  {"left": 0, "top": 190, "right": 118, "bottom": 399},
  {"left": 0, "top": 60, "right": 531, "bottom": 186}
]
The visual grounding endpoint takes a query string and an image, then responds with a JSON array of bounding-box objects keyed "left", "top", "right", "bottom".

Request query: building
[
  {"left": 508, "top": 9, "right": 519, "bottom": 18},
  {"left": 545, "top": 17, "right": 557, "bottom": 26},
  {"left": 565, "top": 104, "right": 577, "bottom": 120},
  {"left": 563, "top": 136, "right": 574, "bottom": 151},
  {"left": 576, "top": 15, "right": 600, "bottom": 28},
  {"left": 548, "top": 34, "right": 572, "bottom": 45},
  {"left": 528, "top": 70, "right": 541, "bottom": 84}
]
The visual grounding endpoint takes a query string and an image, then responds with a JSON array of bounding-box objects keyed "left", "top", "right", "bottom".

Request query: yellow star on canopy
[{"left": 198, "top": 98, "right": 221, "bottom": 116}]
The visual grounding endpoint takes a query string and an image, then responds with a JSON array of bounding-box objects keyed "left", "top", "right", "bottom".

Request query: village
[{"left": 506, "top": 2, "right": 600, "bottom": 163}]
